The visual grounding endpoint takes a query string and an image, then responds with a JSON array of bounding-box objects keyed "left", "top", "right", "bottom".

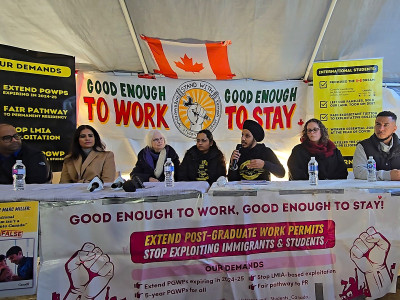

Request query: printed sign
[
  {"left": 313, "top": 58, "right": 383, "bottom": 167},
  {"left": 0, "top": 44, "right": 76, "bottom": 171},
  {"left": 0, "top": 201, "right": 38, "bottom": 297},
  {"left": 76, "top": 73, "right": 308, "bottom": 174},
  {"left": 38, "top": 190, "right": 399, "bottom": 299}
]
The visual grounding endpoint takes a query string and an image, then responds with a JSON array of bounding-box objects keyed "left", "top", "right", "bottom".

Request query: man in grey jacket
[{"left": 353, "top": 111, "right": 400, "bottom": 180}]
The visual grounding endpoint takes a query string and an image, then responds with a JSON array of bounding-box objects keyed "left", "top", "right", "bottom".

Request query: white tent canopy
[{"left": 1, "top": 0, "right": 400, "bottom": 83}]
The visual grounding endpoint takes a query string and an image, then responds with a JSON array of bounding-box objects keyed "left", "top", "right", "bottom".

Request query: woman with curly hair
[{"left": 287, "top": 118, "right": 348, "bottom": 180}]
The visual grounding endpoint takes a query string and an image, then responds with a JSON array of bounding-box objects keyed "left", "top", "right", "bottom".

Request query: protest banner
[
  {"left": 0, "top": 44, "right": 76, "bottom": 171},
  {"left": 38, "top": 189, "right": 400, "bottom": 299}
]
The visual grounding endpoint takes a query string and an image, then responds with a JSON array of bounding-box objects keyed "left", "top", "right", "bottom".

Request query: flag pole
[
  {"left": 119, "top": 0, "right": 149, "bottom": 74},
  {"left": 303, "top": 0, "right": 337, "bottom": 82}
]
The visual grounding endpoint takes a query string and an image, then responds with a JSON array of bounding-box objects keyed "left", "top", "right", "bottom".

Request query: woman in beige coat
[{"left": 60, "top": 125, "right": 116, "bottom": 183}]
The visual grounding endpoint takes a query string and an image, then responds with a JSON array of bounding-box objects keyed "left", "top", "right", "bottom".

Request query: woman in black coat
[
  {"left": 130, "top": 130, "right": 179, "bottom": 182},
  {"left": 179, "top": 129, "right": 226, "bottom": 184},
  {"left": 287, "top": 118, "right": 348, "bottom": 180}
]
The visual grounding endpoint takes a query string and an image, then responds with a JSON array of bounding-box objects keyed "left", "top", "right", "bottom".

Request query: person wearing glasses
[
  {"left": 287, "top": 118, "right": 348, "bottom": 180},
  {"left": 178, "top": 129, "right": 226, "bottom": 184},
  {"left": 0, "top": 123, "right": 51, "bottom": 184},
  {"left": 353, "top": 111, "right": 400, "bottom": 180},
  {"left": 130, "top": 130, "right": 180, "bottom": 182},
  {"left": 60, "top": 125, "right": 116, "bottom": 183}
]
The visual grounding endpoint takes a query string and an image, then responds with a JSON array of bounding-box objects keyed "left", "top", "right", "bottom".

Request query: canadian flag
[{"left": 141, "top": 35, "right": 235, "bottom": 80}]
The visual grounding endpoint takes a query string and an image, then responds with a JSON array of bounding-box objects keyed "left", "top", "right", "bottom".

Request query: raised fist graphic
[
  {"left": 64, "top": 242, "right": 114, "bottom": 300},
  {"left": 184, "top": 95, "right": 210, "bottom": 131},
  {"left": 350, "top": 227, "right": 392, "bottom": 297}
]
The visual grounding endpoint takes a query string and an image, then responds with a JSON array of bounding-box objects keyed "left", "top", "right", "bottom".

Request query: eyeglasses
[
  {"left": 1, "top": 134, "right": 21, "bottom": 142},
  {"left": 152, "top": 137, "right": 164, "bottom": 142},
  {"left": 307, "top": 128, "right": 320, "bottom": 134}
]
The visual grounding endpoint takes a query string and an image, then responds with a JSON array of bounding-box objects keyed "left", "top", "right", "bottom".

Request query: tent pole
[
  {"left": 303, "top": 0, "right": 337, "bottom": 82},
  {"left": 119, "top": 0, "right": 149, "bottom": 74}
]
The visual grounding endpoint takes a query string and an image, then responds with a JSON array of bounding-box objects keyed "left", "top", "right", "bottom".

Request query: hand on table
[{"left": 390, "top": 169, "right": 400, "bottom": 180}]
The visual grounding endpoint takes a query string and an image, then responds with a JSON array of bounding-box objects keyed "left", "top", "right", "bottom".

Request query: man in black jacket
[
  {"left": 0, "top": 123, "right": 51, "bottom": 184},
  {"left": 228, "top": 119, "right": 285, "bottom": 181},
  {"left": 353, "top": 111, "right": 400, "bottom": 180}
]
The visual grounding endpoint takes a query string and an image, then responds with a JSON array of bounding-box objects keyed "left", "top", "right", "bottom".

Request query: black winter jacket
[
  {"left": 287, "top": 143, "right": 348, "bottom": 180},
  {"left": 228, "top": 143, "right": 285, "bottom": 181},
  {"left": 0, "top": 143, "right": 52, "bottom": 184},
  {"left": 359, "top": 133, "right": 400, "bottom": 171},
  {"left": 178, "top": 145, "right": 226, "bottom": 184},
  {"left": 130, "top": 145, "right": 180, "bottom": 182}
]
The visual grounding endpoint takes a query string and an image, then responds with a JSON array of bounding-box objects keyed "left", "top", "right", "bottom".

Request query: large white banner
[
  {"left": 76, "top": 73, "right": 309, "bottom": 175},
  {"left": 38, "top": 189, "right": 400, "bottom": 299}
]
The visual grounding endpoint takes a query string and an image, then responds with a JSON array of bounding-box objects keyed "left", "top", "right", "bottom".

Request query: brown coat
[{"left": 60, "top": 151, "right": 116, "bottom": 183}]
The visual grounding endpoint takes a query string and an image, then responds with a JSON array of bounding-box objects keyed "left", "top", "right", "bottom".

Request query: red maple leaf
[{"left": 174, "top": 54, "right": 204, "bottom": 72}]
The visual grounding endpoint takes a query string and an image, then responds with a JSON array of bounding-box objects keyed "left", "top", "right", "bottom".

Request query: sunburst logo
[{"left": 171, "top": 81, "right": 222, "bottom": 138}]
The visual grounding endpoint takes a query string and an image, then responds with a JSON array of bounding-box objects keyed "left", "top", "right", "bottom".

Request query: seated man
[
  {"left": 353, "top": 111, "right": 400, "bottom": 180},
  {"left": 228, "top": 119, "right": 285, "bottom": 181},
  {"left": 0, "top": 124, "right": 51, "bottom": 184},
  {"left": 6, "top": 246, "right": 34, "bottom": 280}
]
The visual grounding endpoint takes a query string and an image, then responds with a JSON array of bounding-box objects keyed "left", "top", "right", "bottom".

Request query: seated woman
[
  {"left": 130, "top": 130, "right": 180, "bottom": 182},
  {"left": 287, "top": 118, "right": 348, "bottom": 180},
  {"left": 60, "top": 125, "right": 116, "bottom": 183},
  {"left": 179, "top": 129, "right": 226, "bottom": 184}
]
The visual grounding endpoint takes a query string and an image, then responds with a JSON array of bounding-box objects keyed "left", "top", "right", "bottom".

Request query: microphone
[
  {"left": 111, "top": 173, "right": 126, "bottom": 189},
  {"left": 87, "top": 176, "right": 104, "bottom": 192},
  {"left": 230, "top": 144, "right": 242, "bottom": 170},
  {"left": 111, "top": 181, "right": 124, "bottom": 189},
  {"left": 122, "top": 180, "right": 137, "bottom": 192},
  {"left": 132, "top": 176, "right": 145, "bottom": 189}
]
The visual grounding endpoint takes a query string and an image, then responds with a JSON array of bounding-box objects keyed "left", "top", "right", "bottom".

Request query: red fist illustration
[
  {"left": 64, "top": 242, "right": 114, "bottom": 300},
  {"left": 350, "top": 227, "right": 392, "bottom": 298}
]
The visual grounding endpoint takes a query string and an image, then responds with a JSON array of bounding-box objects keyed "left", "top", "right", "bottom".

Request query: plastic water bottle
[
  {"left": 12, "top": 160, "right": 26, "bottom": 191},
  {"left": 308, "top": 157, "right": 318, "bottom": 185},
  {"left": 164, "top": 158, "right": 174, "bottom": 187},
  {"left": 216, "top": 176, "right": 228, "bottom": 187},
  {"left": 367, "top": 156, "right": 377, "bottom": 182}
]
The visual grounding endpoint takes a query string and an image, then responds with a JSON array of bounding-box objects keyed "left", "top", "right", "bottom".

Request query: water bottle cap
[
  {"left": 167, "top": 157, "right": 171, "bottom": 162},
  {"left": 16, "top": 160, "right": 22, "bottom": 163},
  {"left": 369, "top": 156, "right": 373, "bottom": 159}
]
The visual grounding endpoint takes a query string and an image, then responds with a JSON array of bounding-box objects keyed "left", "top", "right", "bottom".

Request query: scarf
[
  {"left": 302, "top": 140, "right": 336, "bottom": 158},
  {"left": 144, "top": 147, "right": 167, "bottom": 178},
  {"left": 81, "top": 148, "right": 92, "bottom": 163}
]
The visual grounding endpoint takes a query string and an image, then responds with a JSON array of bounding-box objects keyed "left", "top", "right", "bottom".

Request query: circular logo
[
  {"left": 172, "top": 81, "right": 222, "bottom": 138},
  {"left": 239, "top": 160, "right": 264, "bottom": 180}
]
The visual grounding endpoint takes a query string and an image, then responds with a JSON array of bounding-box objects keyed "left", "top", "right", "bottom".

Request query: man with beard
[
  {"left": 228, "top": 119, "right": 285, "bottom": 181},
  {"left": 353, "top": 111, "right": 400, "bottom": 180},
  {"left": 0, "top": 123, "right": 51, "bottom": 184}
]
